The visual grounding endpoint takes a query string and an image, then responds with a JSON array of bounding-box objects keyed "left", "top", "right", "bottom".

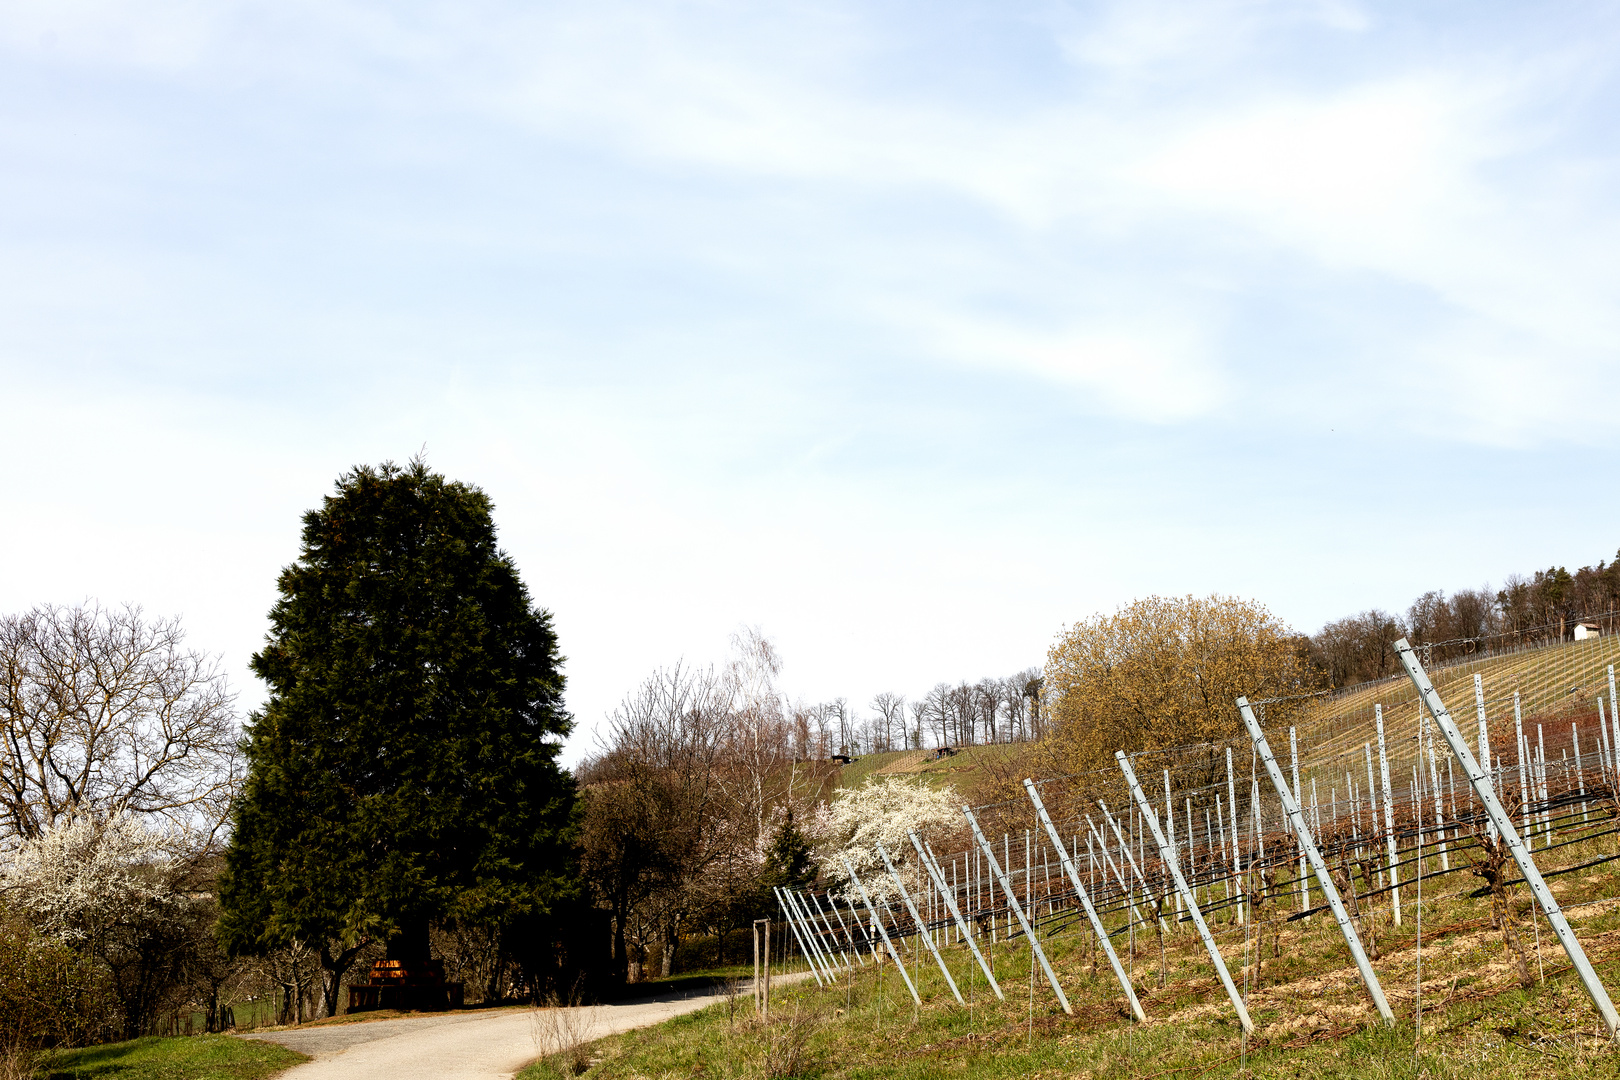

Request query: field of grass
[
  {"left": 40, "top": 1036, "right": 307, "bottom": 1080},
  {"left": 525, "top": 825, "right": 1620, "bottom": 1079},
  {"left": 834, "top": 745, "right": 1020, "bottom": 798},
  {"left": 1307, "top": 634, "right": 1620, "bottom": 766},
  {"left": 643, "top": 962, "right": 758, "bottom": 985}
]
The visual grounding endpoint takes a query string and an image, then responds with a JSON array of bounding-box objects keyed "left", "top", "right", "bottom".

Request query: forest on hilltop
[{"left": 1305, "top": 548, "right": 1620, "bottom": 689}]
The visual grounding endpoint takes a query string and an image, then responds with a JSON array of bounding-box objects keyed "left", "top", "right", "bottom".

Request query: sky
[{"left": 3, "top": 0, "right": 1619, "bottom": 764}]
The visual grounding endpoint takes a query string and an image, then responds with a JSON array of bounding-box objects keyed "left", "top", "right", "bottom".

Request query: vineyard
[{"left": 721, "top": 632, "right": 1620, "bottom": 1076}]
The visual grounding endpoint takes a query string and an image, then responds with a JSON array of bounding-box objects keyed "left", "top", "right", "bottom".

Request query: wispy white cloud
[
  {"left": 8, "top": 1, "right": 1620, "bottom": 447},
  {"left": 1055, "top": 0, "right": 1371, "bottom": 76},
  {"left": 4, "top": 0, "right": 1620, "bottom": 751}
]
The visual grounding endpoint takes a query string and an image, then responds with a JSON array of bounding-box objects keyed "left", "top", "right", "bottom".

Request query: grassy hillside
[
  {"left": 833, "top": 744, "right": 1024, "bottom": 801},
  {"left": 822, "top": 636, "right": 1620, "bottom": 810},
  {"left": 541, "top": 823, "right": 1620, "bottom": 1079},
  {"left": 1290, "top": 634, "right": 1620, "bottom": 812}
]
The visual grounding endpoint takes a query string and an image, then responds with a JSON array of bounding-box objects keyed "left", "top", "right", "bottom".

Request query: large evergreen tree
[{"left": 219, "top": 460, "right": 576, "bottom": 1012}]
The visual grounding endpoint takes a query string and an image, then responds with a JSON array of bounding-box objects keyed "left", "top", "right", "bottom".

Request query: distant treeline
[
  {"left": 1306, "top": 547, "right": 1620, "bottom": 689},
  {"left": 793, "top": 671, "right": 1045, "bottom": 758}
]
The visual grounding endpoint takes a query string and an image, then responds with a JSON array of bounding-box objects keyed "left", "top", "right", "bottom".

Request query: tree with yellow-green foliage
[{"left": 1044, "top": 595, "right": 1323, "bottom": 784}]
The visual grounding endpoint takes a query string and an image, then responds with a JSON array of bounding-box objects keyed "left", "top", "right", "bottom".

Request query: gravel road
[{"left": 241, "top": 980, "right": 789, "bottom": 1080}]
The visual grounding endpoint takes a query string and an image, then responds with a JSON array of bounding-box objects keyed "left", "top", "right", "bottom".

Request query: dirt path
[{"left": 242, "top": 978, "right": 802, "bottom": 1080}]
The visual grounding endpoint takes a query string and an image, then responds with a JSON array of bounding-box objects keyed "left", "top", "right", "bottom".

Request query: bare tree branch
[{"left": 0, "top": 603, "right": 240, "bottom": 844}]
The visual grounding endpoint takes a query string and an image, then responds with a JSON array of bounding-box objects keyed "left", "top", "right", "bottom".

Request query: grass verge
[
  {"left": 519, "top": 828, "right": 1620, "bottom": 1079},
  {"left": 39, "top": 1035, "right": 306, "bottom": 1080}
]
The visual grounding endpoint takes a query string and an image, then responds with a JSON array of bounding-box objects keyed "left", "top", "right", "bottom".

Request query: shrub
[{"left": 0, "top": 915, "right": 112, "bottom": 1059}]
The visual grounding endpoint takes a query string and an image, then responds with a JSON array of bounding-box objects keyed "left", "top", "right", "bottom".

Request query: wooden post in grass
[{"left": 753, "top": 918, "right": 771, "bottom": 1016}]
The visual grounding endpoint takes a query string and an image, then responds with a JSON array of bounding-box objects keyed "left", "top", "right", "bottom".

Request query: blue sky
[{"left": 4, "top": 1, "right": 1618, "bottom": 762}]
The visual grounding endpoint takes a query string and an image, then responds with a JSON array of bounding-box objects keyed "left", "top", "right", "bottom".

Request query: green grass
[
  {"left": 644, "top": 962, "right": 757, "bottom": 984},
  {"left": 834, "top": 750, "right": 923, "bottom": 790},
  {"left": 520, "top": 826, "right": 1620, "bottom": 1079},
  {"left": 525, "top": 954, "right": 1620, "bottom": 1080},
  {"left": 1308, "top": 633, "right": 1620, "bottom": 767},
  {"left": 835, "top": 745, "right": 1021, "bottom": 798},
  {"left": 39, "top": 1036, "right": 306, "bottom": 1080}
]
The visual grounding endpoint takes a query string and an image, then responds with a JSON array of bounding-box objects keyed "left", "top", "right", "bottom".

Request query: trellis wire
[{"left": 776, "top": 631, "right": 1620, "bottom": 1041}]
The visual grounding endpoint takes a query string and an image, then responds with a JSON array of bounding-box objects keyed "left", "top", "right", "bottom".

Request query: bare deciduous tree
[
  {"left": 720, "top": 627, "right": 790, "bottom": 843},
  {"left": 580, "top": 661, "right": 730, "bottom": 980},
  {"left": 0, "top": 603, "right": 239, "bottom": 843},
  {"left": 870, "top": 692, "right": 905, "bottom": 752},
  {"left": 973, "top": 678, "right": 1003, "bottom": 743},
  {"left": 922, "top": 683, "right": 950, "bottom": 747}
]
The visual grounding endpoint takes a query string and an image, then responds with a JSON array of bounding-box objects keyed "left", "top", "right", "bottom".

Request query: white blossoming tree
[
  {"left": 818, "top": 776, "right": 963, "bottom": 903},
  {"left": 2, "top": 812, "right": 219, "bottom": 1037},
  {"left": 6, "top": 813, "right": 178, "bottom": 946}
]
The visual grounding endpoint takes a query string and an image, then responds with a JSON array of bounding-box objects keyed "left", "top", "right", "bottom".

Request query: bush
[
  {"left": 3, "top": 814, "right": 215, "bottom": 1038},
  {"left": 0, "top": 916, "right": 112, "bottom": 1059}
]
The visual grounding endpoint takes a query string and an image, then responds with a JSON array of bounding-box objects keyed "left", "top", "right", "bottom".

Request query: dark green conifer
[
  {"left": 219, "top": 460, "right": 575, "bottom": 1011},
  {"left": 760, "top": 811, "right": 817, "bottom": 894}
]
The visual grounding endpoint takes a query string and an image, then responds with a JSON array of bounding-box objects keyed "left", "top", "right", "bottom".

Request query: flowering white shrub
[
  {"left": 818, "top": 776, "right": 962, "bottom": 903},
  {"left": 5, "top": 814, "right": 176, "bottom": 944}
]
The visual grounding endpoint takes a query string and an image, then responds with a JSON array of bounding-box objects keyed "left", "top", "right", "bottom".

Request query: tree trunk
[
  {"left": 611, "top": 897, "right": 630, "bottom": 984},
  {"left": 387, "top": 917, "right": 432, "bottom": 964},
  {"left": 1332, "top": 863, "right": 1369, "bottom": 959},
  {"left": 660, "top": 921, "right": 678, "bottom": 978},
  {"left": 1262, "top": 867, "right": 1281, "bottom": 959},
  {"left": 205, "top": 978, "right": 222, "bottom": 1033},
  {"left": 1153, "top": 897, "right": 1166, "bottom": 987},
  {"left": 485, "top": 942, "right": 508, "bottom": 1005},
  {"left": 321, "top": 939, "right": 368, "bottom": 1018},
  {"left": 1353, "top": 859, "right": 1379, "bottom": 960},
  {"left": 1250, "top": 869, "right": 1267, "bottom": 983}
]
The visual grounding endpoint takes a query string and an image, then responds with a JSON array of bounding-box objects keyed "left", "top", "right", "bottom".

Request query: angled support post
[
  {"left": 774, "top": 886, "right": 827, "bottom": 986},
  {"left": 822, "top": 892, "right": 866, "bottom": 967},
  {"left": 1237, "top": 697, "right": 1395, "bottom": 1025},
  {"left": 793, "top": 889, "right": 842, "bottom": 980},
  {"left": 841, "top": 856, "right": 920, "bottom": 1005},
  {"left": 1098, "top": 800, "right": 1169, "bottom": 933},
  {"left": 842, "top": 896, "right": 875, "bottom": 958},
  {"left": 1395, "top": 638, "right": 1620, "bottom": 1039},
  {"left": 963, "top": 807, "right": 1074, "bottom": 1015},
  {"left": 1116, "top": 751, "right": 1254, "bottom": 1034},
  {"left": 915, "top": 835, "right": 1004, "bottom": 999},
  {"left": 799, "top": 888, "right": 845, "bottom": 979},
  {"left": 788, "top": 889, "right": 839, "bottom": 978},
  {"left": 807, "top": 892, "right": 853, "bottom": 971},
  {"left": 809, "top": 892, "right": 858, "bottom": 969},
  {"left": 877, "top": 843, "right": 963, "bottom": 1003},
  {"left": 1086, "top": 814, "right": 1154, "bottom": 931},
  {"left": 1024, "top": 779, "right": 1145, "bottom": 1021},
  {"left": 786, "top": 888, "right": 839, "bottom": 981}
]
